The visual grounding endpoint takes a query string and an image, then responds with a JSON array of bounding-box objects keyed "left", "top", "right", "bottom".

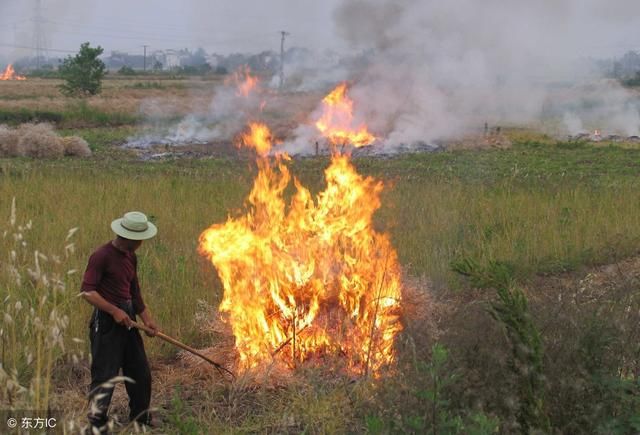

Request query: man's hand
[
  {"left": 140, "top": 309, "right": 158, "bottom": 337},
  {"left": 112, "top": 308, "right": 133, "bottom": 328},
  {"left": 143, "top": 319, "right": 159, "bottom": 337}
]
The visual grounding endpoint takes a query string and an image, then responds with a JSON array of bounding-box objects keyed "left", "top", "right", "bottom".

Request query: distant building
[{"left": 164, "top": 50, "right": 182, "bottom": 69}]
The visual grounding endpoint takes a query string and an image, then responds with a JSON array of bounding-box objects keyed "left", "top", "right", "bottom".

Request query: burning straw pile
[{"left": 194, "top": 121, "right": 405, "bottom": 381}]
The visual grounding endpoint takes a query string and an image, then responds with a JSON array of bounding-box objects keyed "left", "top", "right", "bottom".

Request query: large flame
[
  {"left": 0, "top": 64, "right": 26, "bottom": 81},
  {"left": 199, "top": 123, "right": 402, "bottom": 376},
  {"left": 315, "top": 83, "right": 375, "bottom": 147}
]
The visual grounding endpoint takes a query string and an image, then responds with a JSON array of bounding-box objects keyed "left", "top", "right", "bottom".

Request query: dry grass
[
  {"left": 0, "top": 78, "right": 217, "bottom": 119},
  {"left": 0, "top": 124, "right": 21, "bottom": 156},
  {"left": 61, "top": 136, "right": 91, "bottom": 157},
  {"left": 17, "top": 123, "right": 64, "bottom": 158},
  {"left": 0, "top": 77, "right": 324, "bottom": 127},
  {"left": 0, "top": 123, "right": 91, "bottom": 158},
  {"left": 1, "top": 143, "right": 639, "bottom": 432}
]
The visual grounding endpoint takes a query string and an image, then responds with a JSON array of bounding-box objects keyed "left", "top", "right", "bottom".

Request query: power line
[
  {"left": 25, "top": 18, "right": 277, "bottom": 48},
  {"left": 0, "top": 42, "right": 75, "bottom": 54}
]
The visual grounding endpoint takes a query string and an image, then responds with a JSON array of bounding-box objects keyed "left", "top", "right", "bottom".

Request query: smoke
[
  {"left": 286, "top": 0, "right": 640, "bottom": 150},
  {"left": 126, "top": 69, "right": 266, "bottom": 148}
]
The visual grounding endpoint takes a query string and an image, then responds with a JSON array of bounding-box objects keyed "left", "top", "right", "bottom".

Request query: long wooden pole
[{"left": 130, "top": 320, "right": 235, "bottom": 379}]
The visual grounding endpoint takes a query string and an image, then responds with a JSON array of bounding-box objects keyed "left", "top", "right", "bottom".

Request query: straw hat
[{"left": 111, "top": 211, "right": 157, "bottom": 240}]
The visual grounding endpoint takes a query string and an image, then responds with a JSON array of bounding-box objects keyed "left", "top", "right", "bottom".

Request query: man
[{"left": 81, "top": 211, "right": 159, "bottom": 432}]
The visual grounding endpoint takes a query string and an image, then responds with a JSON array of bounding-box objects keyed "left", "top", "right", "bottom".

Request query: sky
[
  {"left": 1, "top": 0, "right": 639, "bottom": 61},
  {"left": 0, "top": 0, "right": 342, "bottom": 59}
]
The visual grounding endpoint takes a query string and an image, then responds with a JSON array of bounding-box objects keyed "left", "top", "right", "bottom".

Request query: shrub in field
[
  {"left": 360, "top": 343, "right": 500, "bottom": 434},
  {"left": 488, "top": 286, "right": 549, "bottom": 432},
  {"left": 61, "top": 136, "right": 91, "bottom": 157},
  {"left": 59, "top": 42, "right": 106, "bottom": 97},
  {"left": 451, "top": 256, "right": 549, "bottom": 432},
  {"left": 448, "top": 254, "right": 640, "bottom": 432}
]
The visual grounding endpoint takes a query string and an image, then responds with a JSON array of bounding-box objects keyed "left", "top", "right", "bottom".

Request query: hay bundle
[
  {"left": 61, "top": 136, "right": 92, "bottom": 157},
  {"left": 0, "top": 123, "right": 91, "bottom": 159},
  {"left": 0, "top": 124, "right": 22, "bottom": 157},
  {"left": 17, "top": 123, "right": 64, "bottom": 158}
]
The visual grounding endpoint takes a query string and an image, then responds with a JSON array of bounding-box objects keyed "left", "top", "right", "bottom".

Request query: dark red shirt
[{"left": 81, "top": 242, "right": 146, "bottom": 314}]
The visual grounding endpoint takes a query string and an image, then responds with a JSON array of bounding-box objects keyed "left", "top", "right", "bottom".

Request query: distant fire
[
  {"left": 315, "top": 83, "right": 376, "bottom": 147},
  {"left": 0, "top": 64, "right": 26, "bottom": 81},
  {"left": 229, "top": 65, "right": 259, "bottom": 98},
  {"left": 199, "top": 122, "right": 402, "bottom": 376}
]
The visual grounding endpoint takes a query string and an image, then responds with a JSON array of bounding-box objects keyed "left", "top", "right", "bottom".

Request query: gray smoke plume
[{"left": 286, "top": 0, "right": 640, "bottom": 151}]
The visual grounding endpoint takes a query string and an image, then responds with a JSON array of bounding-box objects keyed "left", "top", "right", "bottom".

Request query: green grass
[
  {"left": 1, "top": 141, "right": 639, "bottom": 432},
  {"left": 58, "top": 126, "right": 136, "bottom": 151},
  {"left": 0, "top": 102, "right": 139, "bottom": 128},
  {"left": 124, "top": 81, "right": 166, "bottom": 90},
  {"left": 1, "top": 142, "right": 639, "bottom": 348}
]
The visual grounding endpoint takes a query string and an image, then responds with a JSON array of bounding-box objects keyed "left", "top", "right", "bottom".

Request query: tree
[
  {"left": 118, "top": 65, "right": 136, "bottom": 76},
  {"left": 59, "top": 42, "right": 106, "bottom": 97}
]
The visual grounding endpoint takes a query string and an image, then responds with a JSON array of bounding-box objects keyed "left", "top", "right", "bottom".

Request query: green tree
[{"left": 59, "top": 42, "right": 106, "bottom": 97}]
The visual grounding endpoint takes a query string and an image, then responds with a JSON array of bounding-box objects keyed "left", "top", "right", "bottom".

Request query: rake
[{"left": 130, "top": 320, "right": 235, "bottom": 380}]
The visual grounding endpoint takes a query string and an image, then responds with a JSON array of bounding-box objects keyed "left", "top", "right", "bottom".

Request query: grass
[
  {"left": 0, "top": 140, "right": 639, "bottom": 431},
  {"left": 0, "top": 103, "right": 138, "bottom": 128},
  {"left": 58, "top": 126, "right": 135, "bottom": 151},
  {"left": 1, "top": 142, "right": 639, "bottom": 350}
]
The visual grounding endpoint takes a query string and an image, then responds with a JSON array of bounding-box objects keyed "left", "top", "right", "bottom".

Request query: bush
[
  {"left": 59, "top": 42, "right": 106, "bottom": 97},
  {"left": 118, "top": 65, "right": 136, "bottom": 76}
]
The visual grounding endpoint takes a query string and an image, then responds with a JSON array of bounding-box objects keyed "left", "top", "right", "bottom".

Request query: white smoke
[
  {"left": 285, "top": 0, "right": 640, "bottom": 150},
  {"left": 126, "top": 70, "right": 265, "bottom": 148}
]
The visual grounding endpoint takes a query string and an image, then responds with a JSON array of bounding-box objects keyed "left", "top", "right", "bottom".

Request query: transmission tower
[
  {"left": 33, "top": 0, "right": 48, "bottom": 68},
  {"left": 279, "top": 30, "right": 290, "bottom": 89}
]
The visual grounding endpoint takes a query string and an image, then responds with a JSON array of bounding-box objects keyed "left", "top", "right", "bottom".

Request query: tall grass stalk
[{"left": 0, "top": 198, "right": 75, "bottom": 410}]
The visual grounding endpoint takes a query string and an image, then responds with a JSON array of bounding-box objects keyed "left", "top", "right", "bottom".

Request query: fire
[
  {"left": 239, "top": 122, "right": 273, "bottom": 157},
  {"left": 229, "top": 65, "right": 259, "bottom": 97},
  {"left": 199, "top": 123, "right": 402, "bottom": 376},
  {"left": 315, "top": 83, "right": 375, "bottom": 147},
  {"left": 0, "top": 64, "right": 26, "bottom": 81}
]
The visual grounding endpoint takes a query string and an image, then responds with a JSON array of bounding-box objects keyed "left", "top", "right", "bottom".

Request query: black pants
[{"left": 87, "top": 302, "right": 151, "bottom": 430}]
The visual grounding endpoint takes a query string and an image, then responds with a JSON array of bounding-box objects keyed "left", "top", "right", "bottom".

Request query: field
[{"left": 1, "top": 76, "right": 639, "bottom": 433}]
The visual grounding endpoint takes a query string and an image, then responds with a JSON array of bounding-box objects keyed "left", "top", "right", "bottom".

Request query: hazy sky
[
  {"left": 0, "top": 0, "right": 342, "bottom": 59},
  {"left": 1, "top": 0, "right": 639, "bottom": 61}
]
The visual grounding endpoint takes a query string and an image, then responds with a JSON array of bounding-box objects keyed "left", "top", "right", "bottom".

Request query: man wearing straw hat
[{"left": 80, "top": 211, "right": 159, "bottom": 432}]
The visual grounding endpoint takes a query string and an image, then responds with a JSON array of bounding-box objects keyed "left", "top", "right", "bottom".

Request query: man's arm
[
  {"left": 139, "top": 308, "right": 158, "bottom": 336},
  {"left": 81, "top": 291, "right": 133, "bottom": 328},
  {"left": 130, "top": 260, "right": 158, "bottom": 337}
]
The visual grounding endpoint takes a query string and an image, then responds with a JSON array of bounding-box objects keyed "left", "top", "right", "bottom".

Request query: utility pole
[
  {"left": 143, "top": 45, "right": 148, "bottom": 72},
  {"left": 279, "top": 30, "right": 289, "bottom": 89}
]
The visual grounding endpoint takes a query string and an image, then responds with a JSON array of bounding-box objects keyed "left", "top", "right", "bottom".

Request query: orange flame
[
  {"left": 199, "top": 123, "right": 402, "bottom": 376},
  {"left": 315, "top": 83, "right": 375, "bottom": 147},
  {"left": 239, "top": 122, "right": 273, "bottom": 156},
  {"left": 0, "top": 64, "right": 26, "bottom": 81},
  {"left": 228, "top": 65, "right": 259, "bottom": 97}
]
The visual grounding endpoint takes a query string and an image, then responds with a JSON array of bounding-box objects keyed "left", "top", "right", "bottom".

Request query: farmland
[{"left": 1, "top": 76, "right": 639, "bottom": 433}]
